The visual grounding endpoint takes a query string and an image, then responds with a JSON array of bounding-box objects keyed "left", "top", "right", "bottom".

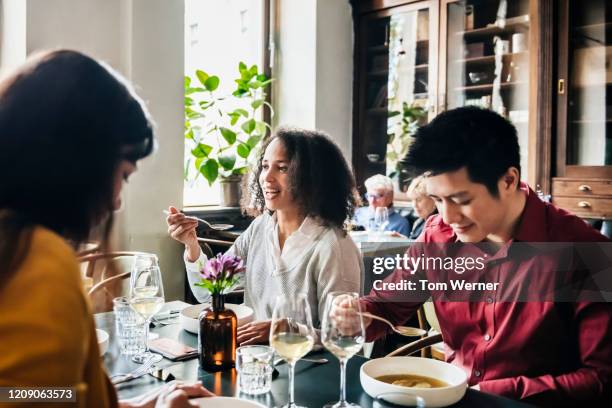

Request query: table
[{"left": 95, "top": 301, "right": 534, "bottom": 407}]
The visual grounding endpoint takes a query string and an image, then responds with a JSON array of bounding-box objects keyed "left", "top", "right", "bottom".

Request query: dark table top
[{"left": 95, "top": 301, "right": 535, "bottom": 408}]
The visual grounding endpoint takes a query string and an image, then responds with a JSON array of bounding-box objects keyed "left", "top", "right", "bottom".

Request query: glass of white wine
[
  {"left": 129, "top": 253, "right": 164, "bottom": 364},
  {"left": 321, "top": 292, "right": 365, "bottom": 408},
  {"left": 269, "top": 294, "right": 315, "bottom": 408}
]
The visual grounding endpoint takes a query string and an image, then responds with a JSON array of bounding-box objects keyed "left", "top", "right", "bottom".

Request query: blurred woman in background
[
  {"left": 0, "top": 50, "right": 210, "bottom": 408},
  {"left": 167, "top": 128, "right": 364, "bottom": 345},
  {"left": 406, "top": 175, "right": 437, "bottom": 240}
]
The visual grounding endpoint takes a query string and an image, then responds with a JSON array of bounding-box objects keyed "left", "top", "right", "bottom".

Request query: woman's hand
[
  {"left": 119, "top": 381, "right": 214, "bottom": 408},
  {"left": 166, "top": 206, "right": 200, "bottom": 261},
  {"left": 237, "top": 320, "right": 272, "bottom": 345}
]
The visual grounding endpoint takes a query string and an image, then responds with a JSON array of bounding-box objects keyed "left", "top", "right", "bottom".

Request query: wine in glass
[
  {"left": 129, "top": 253, "right": 164, "bottom": 364},
  {"left": 269, "top": 294, "right": 315, "bottom": 408},
  {"left": 321, "top": 292, "right": 365, "bottom": 408}
]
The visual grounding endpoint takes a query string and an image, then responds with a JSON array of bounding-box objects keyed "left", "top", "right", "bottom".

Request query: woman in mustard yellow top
[{"left": 0, "top": 50, "right": 210, "bottom": 407}]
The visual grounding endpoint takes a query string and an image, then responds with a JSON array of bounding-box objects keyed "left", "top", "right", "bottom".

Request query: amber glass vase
[{"left": 198, "top": 293, "right": 237, "bottom": 371}]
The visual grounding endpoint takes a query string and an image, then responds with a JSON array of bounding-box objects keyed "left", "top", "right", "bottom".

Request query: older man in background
[{"left": 354, "top": 174, "right": 410, "bottom": 236}]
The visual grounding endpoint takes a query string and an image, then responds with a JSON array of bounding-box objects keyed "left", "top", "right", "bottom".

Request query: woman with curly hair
[{"left": 166, "top": 128, "right": 363, "bottom": 344}]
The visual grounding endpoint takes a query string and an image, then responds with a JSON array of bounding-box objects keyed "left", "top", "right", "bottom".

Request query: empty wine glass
[
  {"left": 269, "top": 294, "right": 315, "bottom": 408},
  {"left": 129, "top": 253, "right": 165, "bottom": 364},
  {"left": 321, "top": 292, "right": 365, "bottom": 408},
  {"left": 374, "top": 207, "right": 389, "bottom": 233}
]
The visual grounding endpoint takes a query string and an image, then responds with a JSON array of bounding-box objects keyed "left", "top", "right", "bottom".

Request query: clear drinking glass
[
  {"left": 374, "top": 207, "right": 389, "bottom": 233},
  {"left": 113, "top": 296, "right": 145, "bottom": 356},
  {"left": 321, "top": 292, "right": 365, "bottom": 408},
  {"left": 236, "top": 345, "right": 274, "bottom": 395},
  {"left": 269, "top": 294, "right": 315, "bottom": 408},
  {"left": 129, "top": 253, "right": 165, "bottom": 364}
]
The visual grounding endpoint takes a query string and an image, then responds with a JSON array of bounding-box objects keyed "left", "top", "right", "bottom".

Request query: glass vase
[{"left": 198, "top": 293, "right": 237, "bottom": 371}]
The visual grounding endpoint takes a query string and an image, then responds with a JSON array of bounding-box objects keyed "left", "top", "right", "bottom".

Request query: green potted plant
[
  {"left": 386, "top": 102, "right": 426, "bottom": 191},
  {"left": 184, "top": 62, "right": 272, "bottom": 206}
]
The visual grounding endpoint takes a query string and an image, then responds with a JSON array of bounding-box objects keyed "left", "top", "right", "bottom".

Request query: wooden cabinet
[
  {"left": 350, "top": 0, "right": 549, "bottom": 193},
  {"left": 552, "top": 0, "right": 612, "bottom": 218},
  {"left": 351, "top": 0, "right": 439, "bottom": 191}
]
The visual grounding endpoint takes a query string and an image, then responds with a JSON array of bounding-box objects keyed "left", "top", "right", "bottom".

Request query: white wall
[
  {"left": 315, "top": 0, "right": 354, "bottom": 160},
  {"left": 18, "top": 0, "right": 186, "bottom": 300},
  {"left": 0, "top": 0, "right": 27, "bottom": 77},
  {"left": 273, "top": 0, "right": 354, "bottom": 160}
]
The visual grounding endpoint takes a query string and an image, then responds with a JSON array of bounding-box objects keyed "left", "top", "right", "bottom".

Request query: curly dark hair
[{"left": 242, "top": 127, "right": 360, "bottom": 230}]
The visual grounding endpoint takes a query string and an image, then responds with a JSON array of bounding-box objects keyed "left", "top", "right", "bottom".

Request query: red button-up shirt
[{"left": 361, "top": 185, "right": 612, "bottom": 406}]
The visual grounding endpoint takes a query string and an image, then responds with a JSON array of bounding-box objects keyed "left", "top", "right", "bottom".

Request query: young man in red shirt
[{"left": 360, "top": 107, "right": 612, "bottom": 406}]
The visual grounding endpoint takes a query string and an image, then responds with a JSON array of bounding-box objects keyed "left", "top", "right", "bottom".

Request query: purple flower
[{"left": 198, "top": 253, "right": 245, "bottom": 289}]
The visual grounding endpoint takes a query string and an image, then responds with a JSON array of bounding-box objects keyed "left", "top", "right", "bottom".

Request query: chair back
[{"left": 78, "top": 251, "right": 149, "bottom": 313}]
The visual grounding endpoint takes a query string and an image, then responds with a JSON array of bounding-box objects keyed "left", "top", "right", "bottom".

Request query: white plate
[
  {"left": 96, "top": 329, "right": 109, "bottom": 356},
  {"left": 180, "top": 303, "right": 254, "bottom": 334},
  {"left": 191, "top": 396, "right": 266, "bottom": 407},
  {"left": 360, "top": 357, "right": 467, "bottom": 408}
]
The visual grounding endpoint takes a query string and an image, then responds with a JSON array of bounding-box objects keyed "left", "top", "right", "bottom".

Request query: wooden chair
[
  {"left": 78, "top": 251, "right": 149, "bottom": 312},
  {"left": 386, "top": 302, "right": 445, "bottom": 359}
]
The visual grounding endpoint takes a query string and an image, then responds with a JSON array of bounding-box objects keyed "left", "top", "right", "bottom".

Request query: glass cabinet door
[
  {"left": 562, "top": 0, "right": 611, "bottom": 168},
  {"left": 358, "top": 2, "right": 436, "bottom": 189},
  {"left": 441, "top": 0, "right": 531, "bottom": 180}
]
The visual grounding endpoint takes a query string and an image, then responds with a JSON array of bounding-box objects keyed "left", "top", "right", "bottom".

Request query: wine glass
[
  {"left": 129, "top": 253, "right": 165, "bottom": 364},
  {"left": 321, "top": 292, "right": 365, "bottom": 408},
  {"left": 269, "top": 294, "right": 315, "bottom": 408},
  {"left": 374, "top": 207, "right": 389, "bottom": 233}
]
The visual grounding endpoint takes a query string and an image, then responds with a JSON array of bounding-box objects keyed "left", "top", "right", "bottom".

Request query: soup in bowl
[{"left": 360, "top": 357, "right": 467, "bottom": 407}]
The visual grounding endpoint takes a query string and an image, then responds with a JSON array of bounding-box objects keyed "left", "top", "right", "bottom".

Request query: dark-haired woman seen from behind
[
  {"left": 0, "top": 50, "right": 211, "bottom": 408},
  {"left": 167, "top": 128, "right": 364, "bottom": 345}
]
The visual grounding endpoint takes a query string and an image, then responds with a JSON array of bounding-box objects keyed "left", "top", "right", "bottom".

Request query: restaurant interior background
[{"left": 0, "top": 0, "right": 609, "bottom": 302}]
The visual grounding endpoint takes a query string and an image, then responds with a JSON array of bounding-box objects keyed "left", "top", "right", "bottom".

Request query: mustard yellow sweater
[{"left": 0, "top": 227, "right": 117, "bottom": 408}]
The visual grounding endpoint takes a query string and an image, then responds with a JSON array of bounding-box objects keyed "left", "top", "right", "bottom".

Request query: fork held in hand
[{"left": 111, "top": 357, "right": 158, "bottom": 385}]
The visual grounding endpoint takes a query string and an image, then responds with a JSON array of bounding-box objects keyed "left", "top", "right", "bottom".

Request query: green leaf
[
  {"left": 241, "top": 119, "right": 256, "bottom": 134},
  {"left": 232, "top": 167, "right": 248, "bottom": 175},
  {"left": 185, "top": 129, "right": 194, "bottom": 140},
  {"left": 219, "top": 127, "right": 237, "bottom": 144},
  {"left": 238, "top": 61, "right": 247, "bottom": 74},
  {"left": 184, "top": 76, "right": 191, "bottom": 88},
  {"left": 218, "top": 154, "right": 236, "bottom": 171},
  {"left": 233, "top": 108, "right": 249, "bottom": 117},
  {"left": 246, "top": 135, "right": 262, "bottom": 148},
  {"left": 191, "top": 143, "right": 212, "bottom": 158},
  {"left": 229, "top": 113, "right": 240, "bottom": 126},
  {"left": 249, "top": 65, "right": 258, "bottom": 77},
  {"left": 251, "top": 99, "right": 264, "bottom": 109},
  {"left": 196, "top": 70, "right": 209, "bottom": 87},
  {"left": 204, "top": 76, "right": 220, "bottom": 91},
  {"left": 200, "top": 159, "right": 219, "bottom": 185},
  {"left": 237, "top": 143, "right": 251, "bottom": 158},
  {"left": 255, "top": 121, "right": 268, "bottom": 136},
  {"left": 184, "top": 96, "right": 194, "bottom": 106},
  {"left": 249, "top": 80, "right": 262, "bottom": 89},
  {"left": 195, "top": 157, "right": 204, "bottom": 170}
]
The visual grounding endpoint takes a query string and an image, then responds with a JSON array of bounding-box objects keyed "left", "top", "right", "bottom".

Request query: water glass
[
  {"left": 113, "top": 296, "right": 145, "bottom": 356},
  {"left": 236, "top": 345, "right": 274, "bottom": 395}
]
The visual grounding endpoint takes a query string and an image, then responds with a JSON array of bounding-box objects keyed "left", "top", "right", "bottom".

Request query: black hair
[
  {"left": 243, "top": 127, "right": 360, "bottom": 230},
  {"left": 0, "top": 49, "right": 155, "bottom": 287},
  {"left": 403, "top": 106, "right": 520, "bottom": 196}
]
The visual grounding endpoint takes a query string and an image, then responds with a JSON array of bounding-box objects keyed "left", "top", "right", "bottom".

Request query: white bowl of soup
[
  {"left": 360, "top": 357, "right": 467, "bottom": 407},
  {"left": 180, "top": 303, "right": 254, "bottom": 334}
]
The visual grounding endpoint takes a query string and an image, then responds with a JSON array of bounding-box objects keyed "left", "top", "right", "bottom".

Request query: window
[{"left": 184, "top": 0, "right": 268, "bottom": 206}]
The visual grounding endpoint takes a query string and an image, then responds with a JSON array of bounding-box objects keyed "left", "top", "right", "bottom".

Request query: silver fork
[{"left": 111, "top": 358, "right": 158, "bottom": 385}]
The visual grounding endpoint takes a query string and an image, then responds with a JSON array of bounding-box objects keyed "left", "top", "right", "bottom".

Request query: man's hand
[{"left": 237, "top": 320, "right": 272, "bottom": 345}]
